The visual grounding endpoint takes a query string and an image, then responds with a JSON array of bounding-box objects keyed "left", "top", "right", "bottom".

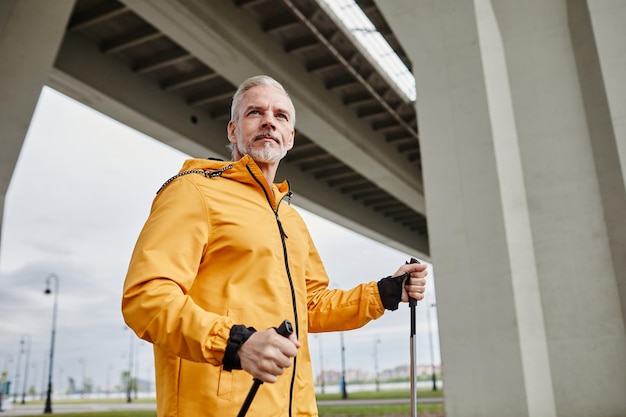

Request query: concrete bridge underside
[{"left": 1, "top": 0, "right": 625, "bottom": 416}]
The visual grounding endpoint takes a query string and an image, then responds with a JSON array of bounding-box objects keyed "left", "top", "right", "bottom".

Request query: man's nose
[{"left": 261, "top": 113, "right": 276, "bottom": 129}]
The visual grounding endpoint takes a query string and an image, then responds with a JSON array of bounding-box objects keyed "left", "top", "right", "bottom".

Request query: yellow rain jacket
[{"left": 122, "top": 156, "right": 386, "bottom": 416}]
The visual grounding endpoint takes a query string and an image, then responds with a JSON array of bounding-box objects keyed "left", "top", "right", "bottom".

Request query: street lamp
[
  {"left": 43, "top": 273, "right": 59, "bottom": 414},
  {"left": 125, "top": 327, "right": 134, "bottom": 403},
  {"left": 426, "top": 301, "right": 438, "bottom": 391},
  {"left": 339, "top": 332, "right": 347, "bottom": 399},
  {"left": 373, "top": 337, "right": 381, "bottom": 392},
  {"left": 20, "top": 334, "right": 31, "bottom": 404},
  {"left": 12, "top": 338, "right": 24, "bottom": 403}
]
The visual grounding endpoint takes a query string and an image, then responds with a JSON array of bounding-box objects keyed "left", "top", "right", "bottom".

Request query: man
[{"left": 122, "top": 75, "right": 428, "bottom": 416}]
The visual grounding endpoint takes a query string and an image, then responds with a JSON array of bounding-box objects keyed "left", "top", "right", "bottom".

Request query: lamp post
[
  {"left": 43, "top": 273, "right": 59, "bottom": 414},
  {"left": 339, "top": 332, "right": 347, "bottom": 399},
  {"left": 20, "top": 334, "right": 31, "bottom": 404},
  {"left": 125, "top": 327, "right": 134, "bottom": 403},
  {"left": 12, "top": 338, "right": 24, "bottom": 403},
  {"left": 426, "top": 302, "right": 437, "bottom": 391},
  {"left": 373, "top": 337, "right": 381, "bottom": 392}
]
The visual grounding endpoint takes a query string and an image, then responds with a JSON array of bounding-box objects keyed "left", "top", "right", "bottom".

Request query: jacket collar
[{"left": 179, "top": 155, "right": 291, "bottom": 208}]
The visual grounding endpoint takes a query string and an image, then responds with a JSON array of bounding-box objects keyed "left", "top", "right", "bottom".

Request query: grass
[
  {"left": 11, "top": 389, "right": 445, "bottom": 417},
  {"left": 317, "top": 389, "right": 444, "bottom": 416},
  {"left": 318, "top": 403, "right": 443, "bottom": 416},
  {"left": 317, "top": 388, "right": 443, "bottom": 400}
]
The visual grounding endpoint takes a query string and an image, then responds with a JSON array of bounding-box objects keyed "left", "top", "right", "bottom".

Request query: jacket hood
[
  {"left": 157, "top": 155, "right": 290, "bottom": 198},
  {"left": 180, "top": 157, "right": 233, "bottom": 171},
  {"left": 181, "top": 155, "right": 289, "bottom": 190}
]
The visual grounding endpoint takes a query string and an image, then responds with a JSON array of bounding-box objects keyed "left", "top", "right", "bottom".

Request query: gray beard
[{"left": 238, "top": 140, "right": 286, "bottom": 163}]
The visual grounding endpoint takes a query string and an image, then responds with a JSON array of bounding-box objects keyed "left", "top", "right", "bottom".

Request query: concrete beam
[
  {"left": 120, "top": 0, "right": 425, "bottom": 215},
  {"left": 51, "top": 31, "right": 428, "bottom": 256}
]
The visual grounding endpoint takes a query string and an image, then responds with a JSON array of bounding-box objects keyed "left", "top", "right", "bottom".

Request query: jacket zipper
[{"left": 246, "top": 166, "right": 298, "bottom": 417}]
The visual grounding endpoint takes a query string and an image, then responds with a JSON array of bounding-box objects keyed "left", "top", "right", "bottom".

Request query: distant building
[{"left": 318, "top": 364, "right": 441, "bottom": 384}]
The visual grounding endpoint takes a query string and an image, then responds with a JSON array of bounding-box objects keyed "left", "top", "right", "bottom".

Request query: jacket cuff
[
  {"left": 377, "top": 273, "right": 407, "bottom": 311},
  {"left": 223, "top": 325, "right": 256, "bottom": 371}
]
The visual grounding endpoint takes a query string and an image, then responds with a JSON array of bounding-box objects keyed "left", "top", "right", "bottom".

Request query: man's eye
[
  {"left": 276, "top": 113, "right": 288, "bottom": 120},
  {"left": 248, "top": 110, "right": 260, "bottom": 115}
]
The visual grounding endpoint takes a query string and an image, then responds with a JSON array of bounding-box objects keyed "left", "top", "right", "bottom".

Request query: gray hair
[
  {"left": 227, "top": 75, "right": 296, "bottom": 159},
  {"left": 230, "top": 75, "right": 296, "bottom": 126}
]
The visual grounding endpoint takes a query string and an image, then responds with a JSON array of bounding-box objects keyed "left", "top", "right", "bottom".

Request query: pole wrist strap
[
  {"left": 377, "top": 272, "right": 409, "bottom": 311},
  {"left": 223, "top": 325, "right": 256, "bottom": 371}
]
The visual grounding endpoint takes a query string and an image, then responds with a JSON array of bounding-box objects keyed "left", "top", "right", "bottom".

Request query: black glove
[{"left": 377, "top": 272, "right": 409, "bottom": 311}]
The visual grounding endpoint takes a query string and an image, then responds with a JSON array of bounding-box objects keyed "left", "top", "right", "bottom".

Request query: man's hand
[
  {"left": 238, "top": 328, "right": 300, "bottom": 383},
  {"left": 392, "top": 262, "right": 428, "bottom": 303}
]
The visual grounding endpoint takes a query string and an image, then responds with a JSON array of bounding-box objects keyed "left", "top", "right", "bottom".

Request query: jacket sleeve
[
  {"left": 121, "top": 178, "right": 232, "bottom": 365},
  {"left": 304, "top": 232, "right": 386, "bottom": 333}
]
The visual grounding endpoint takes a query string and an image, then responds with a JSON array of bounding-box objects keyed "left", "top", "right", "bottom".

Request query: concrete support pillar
[
  {"left": 585, "top": 0, "right": 626, "bottom": 180},
  {"left": 571, "top": 0, "right": 626, "bottom": 340},
  {"left": 0, "top": 0, "right": 75, "bottom": 249},
  {"left": 376, "top": 1, "right": 626, "bottom": 416}
]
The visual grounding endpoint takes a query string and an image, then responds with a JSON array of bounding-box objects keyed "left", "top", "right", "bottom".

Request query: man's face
[{"left": 228, "top": 85, "right": 295, "bottom": 163}]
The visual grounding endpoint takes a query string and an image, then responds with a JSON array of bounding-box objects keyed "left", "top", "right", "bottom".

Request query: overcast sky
[{"left": 0, "top": 87, "right": 439, "bottom": 394}]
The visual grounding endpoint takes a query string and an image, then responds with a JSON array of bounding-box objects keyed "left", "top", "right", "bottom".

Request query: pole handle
[
  {"left": 406, "top": 258, "right": 420, "bottom": 307},
  {"left": 275, "top": 319, "right": 294, "bottom": 338},
  {"left": 251, "top": 319, "right": 294, "bottom": 388},
  {"left": 237, "top": 320, "right": 294, "bottom": 417}
]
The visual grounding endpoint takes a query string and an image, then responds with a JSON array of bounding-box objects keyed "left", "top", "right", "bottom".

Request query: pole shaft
[
  {"left": 237, "top": 379, "right": 262, "bottom": 417},
  {"left": 236, "top": 320, "right": 293, "bottom": 417},
  {"left": 410, "top": 305, "right": 417, "bottom": 417}
]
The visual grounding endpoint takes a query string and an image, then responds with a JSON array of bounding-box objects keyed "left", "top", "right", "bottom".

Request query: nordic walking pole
[
  {"left": 237, "top": 320, "right": 294, "bottom": 417},
  {"left": 407, "top": 257, "right": 420, "bottom": 417}
]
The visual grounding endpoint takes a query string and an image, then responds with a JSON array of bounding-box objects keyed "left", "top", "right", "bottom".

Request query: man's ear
[
  {"left": 227, "top": 121, "right": 237, "bottom": 143},
  {"left": 287, "top": 129, "right": 295, "bottom": 150}
]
